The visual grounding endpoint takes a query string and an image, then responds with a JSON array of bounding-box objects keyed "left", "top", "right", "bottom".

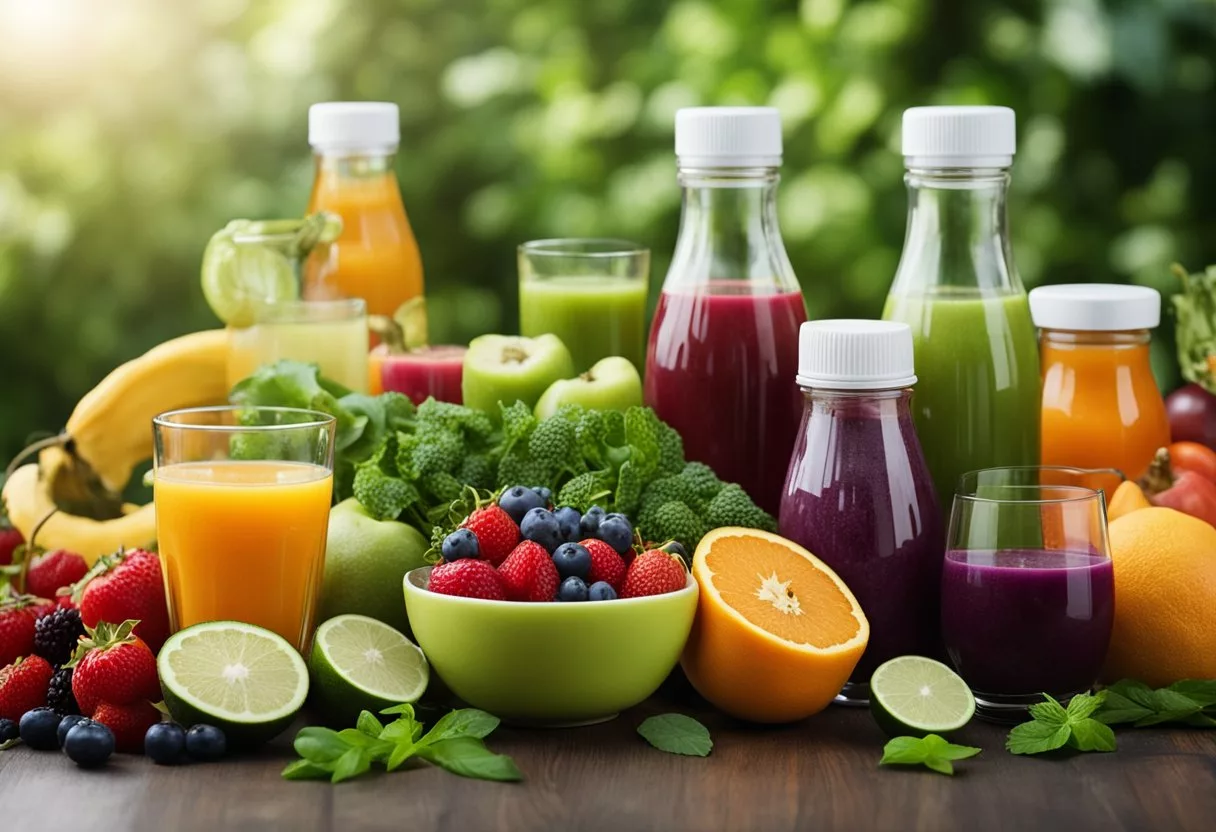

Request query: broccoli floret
[
  {"left": 678, "top": 462, "right": 724, "bottom": 504},
  {"left": 637, "top": 475, "right": 699, "bottom": 532},
  {"left": 648, "top": 500, "right": 706, "bottom": 552},
  {"left": 499, "top": 401, "right": 537, "bottom": 448},
  {"left": 380, "top": 391, "right": 416, "bottom": 431},
  {"left": 707, "top": 484, "right": 777, "bottom": 532},
  {"left": 409, "top": 426, "right": 464, "bottom": 476},
  {"left": 558, "top": 470, "right": 614, "bottom": 512},
  {"left": 421, "top": 471, "right": 464, "bottom": 505},
  {"left": 574, "top": 410, "right": 608, "bottom": 468},
  {"left": 417, "top": 398, "right": 496, "bottom": 443},
  {"left": 623, "top": 407, "right": 660, "bottom": 480},
  {"left": 528, "top": 414, "right": 584, "bottom": 480},
  {"left": 615, "top": 459, "right": 645, "bottom": 516},
  {"left": 353, "top": 461, "right": 421, "bottom": 521},
  {"left": 654, "top": 419, "right": 685, "bottom": 477},
  {"left": 458, "top": 453, "right": 495, "bottom": 490},
  {"left": 497, "top": 449, "right": 547, "bottom": 491}
]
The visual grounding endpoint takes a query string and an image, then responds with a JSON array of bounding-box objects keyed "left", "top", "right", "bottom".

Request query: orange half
[{"left": 681, "top": 527, "right": 869, "bottom": 723}]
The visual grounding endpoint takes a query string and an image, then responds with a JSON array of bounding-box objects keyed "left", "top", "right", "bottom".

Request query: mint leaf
[
  {"left": 1027, "top": 694, "right": 1069, "bottom": 726},
  {"left": 879, "top": 734, "right": 980, "bottom": 775},
  {"left": 417, "top": 737, "right": 523, "bottom": 782},
  {"left": 1097, "top": 679, "right": 1216, "bottom": 727},
  {"left": 282, "top": 759, "right": 331, "bottom": 781},
  {"left": 1185, "top": 712, "right": 1216, "bottom": 728},
  {"left": 1095, "top": 689, "right": 1154, "bottom": 725},
  {"left": 1168, "top": 680, "right": 1216, "bottom": 707},
  {"left": 637, "top": 714, "right": 713, "bottom": 757},
  {"left": 1065, "top": 691, "right": 1106, "bottom": 721},
  {"left": 331, "top": 747, "right": 373, "bottom": 783},
  {"left": 1106, "top": 679, "right": 1157, "bottom": 709},
  {"left": 1135, "top": 689, "right": 1204, "bottom": 727},
  {"left": 1007, "top": 719, "right": 1072, "bottom": 755},
  {"left": 1068, "top": 719, "right": 1117, "bottom": 752},
  {"left": 380, "top": 703, "right": 418, "bottom": 717},
  {"left": 294, "top": 727, "right": 350, "bottom": 763},
  {"left": 422, "top": 709, "right": 500, "bottom": 744},
  {"left": 385, "top": 740, "right": 420, "bottom": 773},
  {"left": 356, "top": 710, "right": 383, "bottom": 738}
]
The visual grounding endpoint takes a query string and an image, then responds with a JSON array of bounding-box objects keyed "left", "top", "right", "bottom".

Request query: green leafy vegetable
[
  {"left": 637, "top": 714, "right": 713, "bottom": 757},
  {"left": 1006, "top": 692, "right": 1117, "bottom": 755},
  {"left": 1172, "top": 263, "right": 1216, "bottom": 391},
  {"left": 281, "top": 706, "right": 521, "bottom": 784},
  {"left": 879, "top": 734, "right": 981, "bottom": 775},
  {"left": 1097, "top": 679, "right": 1216, "bottom": 728}
]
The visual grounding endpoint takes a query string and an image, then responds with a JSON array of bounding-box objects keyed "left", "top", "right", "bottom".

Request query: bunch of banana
[{"left": 3, "top": 329, "right": 229, "bottom": 563}]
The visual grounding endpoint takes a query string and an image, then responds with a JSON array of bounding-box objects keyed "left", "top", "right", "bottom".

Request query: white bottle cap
[
  {"left": 902, "top": 106, "right": 1016, "bottom": 168},
  {"left": 796, "top": 320, "right": 917, "bottom": 391},
  {"left": 675, "top": 107, "right": 782, "bottom": 168},
  {"left": 1029, "top": 284, "right": 1161, "bottom": 331},
  {"left": 308, "top": 102, "right": 400, "bottom": 153}
]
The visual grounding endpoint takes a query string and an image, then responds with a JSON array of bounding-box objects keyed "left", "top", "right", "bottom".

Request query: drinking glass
[
  {"left": 965, "top": 465, "right": 1124, "bottom": 499},
  {"left": 227, "top": 298, "right": 369, "bottom": 393},
  {"left": 153, "top": 406, "right": 336, "bottom": 652},
  {"left": 941, "top": 473, "right": 1115, "bottom": 721},
  {"left": 518, "top": 238, "right": 649, "bottom": 372}
]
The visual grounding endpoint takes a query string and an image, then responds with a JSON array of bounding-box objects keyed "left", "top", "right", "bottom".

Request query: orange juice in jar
[
  {"left": 304, "top": 102, "right": 424, "bottom": 327},
  {"left": 1030, "top": 284, "right": 1170, "bottom": 481}
]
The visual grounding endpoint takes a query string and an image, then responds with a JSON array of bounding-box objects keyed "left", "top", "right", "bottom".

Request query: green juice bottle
[{"left": 881, "top": 106, "right": 1041, "bottom": 514}]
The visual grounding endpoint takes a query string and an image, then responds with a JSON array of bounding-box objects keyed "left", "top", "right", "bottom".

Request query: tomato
[{"left": 1168, "top": 441, "right": 1216, "bottom": 484}]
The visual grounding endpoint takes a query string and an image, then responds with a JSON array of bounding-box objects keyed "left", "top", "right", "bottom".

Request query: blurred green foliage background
[{"left": 2, "top": 0, "right": 1215, "bottom": 462}]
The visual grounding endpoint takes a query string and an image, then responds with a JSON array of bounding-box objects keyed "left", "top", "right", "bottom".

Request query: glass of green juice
[{"left": 518, "top": 239, "right": 649, "bottom": 372}]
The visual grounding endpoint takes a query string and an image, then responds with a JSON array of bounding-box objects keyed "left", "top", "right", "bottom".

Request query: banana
[
  {"left": 50, "top": 328, "right": 230, "bottom": 494},
  {"left": 2, "top": 464, "right": 156, "bottom": 565}
]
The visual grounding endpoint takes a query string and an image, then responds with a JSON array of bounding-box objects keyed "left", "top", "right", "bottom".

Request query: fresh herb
[
  {"left": 1006, "top": 692, "right": 1117, "bottom": 755},
  {"left": 637, "top": 714, "right": 713, "bottom": 757},
  {"left": 282, "top": 704, "right": 521, "bottom": 784},
  {"left": 879, "top": 734, "right": 981, "bottom": 775},
  {"left": 1097, "top": 679, "right": 1216, "bottom": 728}
]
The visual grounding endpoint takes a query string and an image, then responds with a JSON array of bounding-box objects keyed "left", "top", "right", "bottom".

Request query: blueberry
[
  {"left": 520, "top": 507, "right": 563, "bottom": 553},
  {"left": 588, "top": 581, "right": 618, "bottom": 601},
  {"left": 145, "top": 722, "right": 187, "bottom": 765},
  {"left": 498, "top": 485, "right": 547, "bottom": 524},
  {"left": 531, "top": 486, "right": 553, "bottom": 507},
  {"left": 57, "top": 714, "right": 90, "bottom": 748},
  {"left": 551, "top": 542, "right": 591, "bottom": 580},
  {"left": 597, "top": 515, "right": 634, "bottom": 555},
  {"left": 553, "top": 506, "right": 582, "bottom": 543},
  {"left": 19, "top": 707, "right": 62, "bottom": 750},
  {"left": 0, "top": 718, "right": 17, "bottom": 743},
  {"left": 663, "top": 540, "right": 688, "bottom": 559},
  {"left": 579, "top": 506, "right": 606, "bottom": 537},
  {"left": 441, "top": 528, "right": 480, "bottom": 562},
  {"left": 185, "top": 724, "right": 227, "bottom": 761},
  {"left": 64, "top": 721, "right": 114, "bottom": 769},
  {"left": 558, "top": 576, "right": 589, "bottom": 602}
]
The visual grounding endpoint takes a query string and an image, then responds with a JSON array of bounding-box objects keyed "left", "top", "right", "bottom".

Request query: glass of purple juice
[{"left": 941, "top": 473, "right": 1115, "bottom": 721}]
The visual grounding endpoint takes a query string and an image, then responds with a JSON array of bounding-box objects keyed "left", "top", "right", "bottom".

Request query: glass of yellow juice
[
  {"left": 227, "top": 298, "right": 370, "bottom": 392},
  {"left": 152, "top": 406, "right": 336, "bottom": 652}
]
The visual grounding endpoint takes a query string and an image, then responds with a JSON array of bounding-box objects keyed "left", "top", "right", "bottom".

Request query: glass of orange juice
[{"left": 152, "top": 406, "right": 336, "bottom": 652}]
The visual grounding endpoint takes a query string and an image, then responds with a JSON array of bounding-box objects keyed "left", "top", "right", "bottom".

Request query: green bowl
[{"left": 403, "top": 566, "right": 698, "bottom": 726}]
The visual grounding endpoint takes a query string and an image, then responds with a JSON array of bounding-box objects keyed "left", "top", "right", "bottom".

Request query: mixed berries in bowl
[{"left": 403, "top": 485, "right": 698, "bottom": 726}]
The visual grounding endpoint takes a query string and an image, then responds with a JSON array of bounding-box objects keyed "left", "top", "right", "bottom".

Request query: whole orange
[{"left": 1102, "top": 507, "right": 1216, "bottom": 687}]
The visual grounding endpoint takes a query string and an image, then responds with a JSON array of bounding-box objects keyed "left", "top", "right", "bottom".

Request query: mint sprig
[
  {"left": 1097, "top": 679, "right": 1216, "bottom": 728},
  {"left": 1006, "top": 692, "right": 1116, "bottom": 755},
  {"left": 637, "top": 714, "right": 713, "bottom": 756},
  {"left": 879, "top": 734, "right": 981, "bottom": 775},
  {"left": 282, "top": 705, "right": 522, "bottom": 784}
]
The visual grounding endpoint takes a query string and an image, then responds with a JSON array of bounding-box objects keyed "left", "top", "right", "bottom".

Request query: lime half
[
  {"left": 157, "top": 620, "right": 310, "bottom": 747},
  {"left": 200, "top": 220, "right": 300, "bottom": 326},
  {"left": 308, "top": 614, "right": 429, "bottom": 725},
  {"left": 869, "top": 656, "right": 975, "bottom": 738}
]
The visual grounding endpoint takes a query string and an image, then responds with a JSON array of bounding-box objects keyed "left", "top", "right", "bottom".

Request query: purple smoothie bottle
[{"left": 778, "top": 320, "right": 944, "bottom": 705}]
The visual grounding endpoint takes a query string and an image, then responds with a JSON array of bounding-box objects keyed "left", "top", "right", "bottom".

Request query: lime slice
[
  {"left": 308, "top": 614, "right": 429, "bottom": 725},
  {"left": 869, "top": 655, "right": 975, "bottom": 738},
  {"left": 157, "top": 621, "right": 309, "bottom": 747},
  {"left": 200, "top": 221, "right": 299, "bottom": 327}
]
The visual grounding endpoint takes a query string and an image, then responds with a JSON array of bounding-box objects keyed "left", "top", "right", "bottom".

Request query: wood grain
[{"left": 2, "top": 691, "right": 1214, "bottom": 832}]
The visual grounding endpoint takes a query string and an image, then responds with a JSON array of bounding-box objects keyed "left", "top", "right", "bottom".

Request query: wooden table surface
[{"left": 2, "top": 685, "right": 1214, "bottom": 832}]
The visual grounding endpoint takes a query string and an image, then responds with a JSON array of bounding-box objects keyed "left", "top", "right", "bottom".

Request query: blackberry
[
  {"left": 46, "top": 666, "right": 79, "bottom": 716},
  {"left": 33, "top": 607, "right": 85, "bottom": 666}
]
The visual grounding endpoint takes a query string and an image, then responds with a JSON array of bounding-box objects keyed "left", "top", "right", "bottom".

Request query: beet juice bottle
[
  {"left": 779, "top": 320, "right": 944, "bottom": 704},
  {"left": 645, "top": 107, "right": 806, "bottom": 514}
]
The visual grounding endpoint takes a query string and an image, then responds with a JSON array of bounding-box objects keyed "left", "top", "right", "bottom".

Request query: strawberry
[
  {"left": 428, "top": 559, "right": 507, "bottom": 600},
  {"left": 620, "top": 549, "right": 688, "bottom": 599},
  {"left": 582, "top": 539, "right": 626, "bottom": 592},
  {"left": 0, "top": 654, "right": 53, "bottom": 720},
  {"left": 69, "top": 619, "right": 161, "bottom": 717},
  {"left": 75, "top": 549, "right": 170, "bottom": 652},
  {"left": 93, "top": 699, "right": 161, "bottom": 753},
  {"left": 0, "top": 595, "right": 48, "bottom": 666},
  {"left": 27, "top": 550, "right": 89, "bottom": 600},
  {"left": 498, "top": 541, "right": 559, "bottom": 602},
  {"left": 461, "top": 505, "right": 519, "bottom": 566}
]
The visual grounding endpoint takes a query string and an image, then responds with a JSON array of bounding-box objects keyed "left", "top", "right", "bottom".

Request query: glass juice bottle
[
  {"left": 779, "top": 320, "right": 944, "bottom": 703},
  {"left": 882, "top": 106, "right": 1040, "bottom": 511},
  {"left": 304, "top": 102, "right": 424, "bottom": 327},
  {"left": 1030, "top": 284, "right": 1169, "bottom": 480},
  {"left": 644, "top": 107, "right": 807, "bottom": 514}
]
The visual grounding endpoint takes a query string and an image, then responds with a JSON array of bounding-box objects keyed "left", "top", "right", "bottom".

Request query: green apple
[
  {"left": 462, "top": 333, "right": 575, "bottom": 420},
  {"left": 534, "top": 356, "right": 643, "bottom": 419},
  {"left": 317, "top": 498, "right": 430, "bottom": 634}
]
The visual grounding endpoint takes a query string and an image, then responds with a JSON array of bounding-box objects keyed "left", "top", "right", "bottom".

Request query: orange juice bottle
[
  {"left": 304, "top": 102, "right": 424, "bottom": 328},
  {"left": 1030, "top": 284, "right": 1170, "bottom": 480}
]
